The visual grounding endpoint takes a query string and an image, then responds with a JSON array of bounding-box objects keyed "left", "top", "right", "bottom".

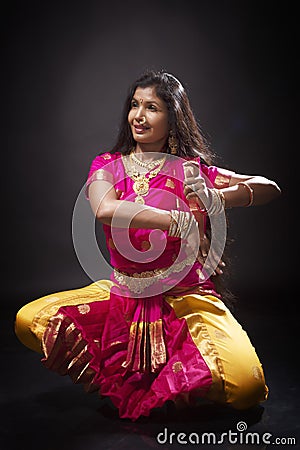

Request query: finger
[
  {"left": 184, "top": 178, "right": 202, "bottom": 189},
  {"left": 202, "top": 258, "right": 216, "bottom": 276},
  {"left": 200, "top": 245, "right": 219, "bottom": 276},
  {"left": 200, "top": 249, "right": 208, "bottom": 258},
  {"left": 183, "top": 161, "right": 200, "bottom": 179},
  {"left": 215, "top": 259, "right": 226, "bottom": 275},
  {"left": 185, "top": 191, "right": 199, "bottom": 201},
  {"left": 206, "top": 253, "right": 225, "bottom": 275},
  {"left": 183, "top": 185, "right": 193, "bottom": 195},
  {"left": 199, "top": 231, "right": 209, "bottom": 257}
]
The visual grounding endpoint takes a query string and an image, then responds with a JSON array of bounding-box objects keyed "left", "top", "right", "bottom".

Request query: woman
[{"left": 15, "top": 70, "right": 281, "bottom": 421}]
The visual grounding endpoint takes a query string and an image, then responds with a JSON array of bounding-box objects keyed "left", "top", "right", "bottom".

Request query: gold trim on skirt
[{"left": 15, "top": 280, "right": 268, "bottom": 409}]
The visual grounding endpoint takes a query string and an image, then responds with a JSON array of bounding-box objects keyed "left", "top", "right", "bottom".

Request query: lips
[{"left": 133, "top": 124, "right": 150, "bottom": 134}]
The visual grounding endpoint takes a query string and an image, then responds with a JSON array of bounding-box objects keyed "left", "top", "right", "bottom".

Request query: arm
[
  {"left": 184, "top": 162, "right": 281, "bottom": 210},
  {"left": 223, "top": 173, "right": 281, "bottom": 208},
  {"left": 88, "top": 171, "right": 227, "bottom": 274},
  {"left": 183, "top": 164, "right": 281, "bottom": 275},
  {"left": 88, "top": 179, "right": 171, "bottom": 230}
]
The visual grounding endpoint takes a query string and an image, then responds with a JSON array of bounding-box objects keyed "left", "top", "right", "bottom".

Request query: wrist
[
  {"left": 204, "top": 188, "right": 225, "bottom": 215},
  {"left": 236, "top": 182, "right": 254, "bottom": 207},
  {"left": 168, "top": 210, "right": 197, "bottom": 239}
]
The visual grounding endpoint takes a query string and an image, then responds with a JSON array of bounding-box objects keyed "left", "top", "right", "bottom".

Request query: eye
[
  {"left": 131, "top": 100, "right": 138, "bottom": 108},
  {"left": 148, "top": 104, "right": 157, "bottom": 111}
]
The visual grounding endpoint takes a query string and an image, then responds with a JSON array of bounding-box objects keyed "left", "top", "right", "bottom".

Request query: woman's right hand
[{"left": 197, "top": 233, "right": 225, "bottom": 276}]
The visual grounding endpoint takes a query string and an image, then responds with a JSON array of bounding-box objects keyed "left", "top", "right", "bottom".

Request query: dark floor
[{"left": 1, "top": 291, "right": 299, "bottom": 450}]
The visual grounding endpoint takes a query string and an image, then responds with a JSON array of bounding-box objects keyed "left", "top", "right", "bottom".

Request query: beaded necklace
[{"left": 131, "top": 151, "right": 166, "bottom": 171}]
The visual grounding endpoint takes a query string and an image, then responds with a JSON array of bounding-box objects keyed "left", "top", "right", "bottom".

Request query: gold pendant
[
  {"left": 135, "top": 195, "right": 145, "bottom": 204},
  {"left": 133, "top": 177, "right": 149, "bottom": 196}
]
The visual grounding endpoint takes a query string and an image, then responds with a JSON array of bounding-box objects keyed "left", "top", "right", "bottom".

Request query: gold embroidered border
[
  {"left": 87, "top": 168, "right": 114, "bottom": 184},
  {"left": 213, "top": 169, "right": 235, "bottom": 189},
  {"left": 42, "top": 313, "right": 99, "bottom": 393},
  {"left": 165, "top": 294, "right": 227, "bottom": 403},
  {"left": 122, "top": 318, "right": 166, "bottom": 373},
  {"left": 31, "top": 281, "right": 112, "bottom": 342},
  {"left": 114, "top": 254, "right": 195, "bottom": 294}
]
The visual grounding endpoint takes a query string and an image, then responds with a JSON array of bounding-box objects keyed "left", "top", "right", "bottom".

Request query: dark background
[
  {"left": 3, "top": 0, "right": 295, "bottom": 307},
  {"left": 1, "top": 2, "right": 298, "bottom": 449}
]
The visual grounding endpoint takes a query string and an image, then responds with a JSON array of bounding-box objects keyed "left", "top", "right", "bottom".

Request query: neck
[{"left": 135, "top": 142, "right": 167, "bottom": 159}]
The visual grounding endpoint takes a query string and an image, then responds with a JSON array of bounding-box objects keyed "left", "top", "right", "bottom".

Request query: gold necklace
[
  {"left": 131, "top": 151, "right": 166, "bottom": 171},
  {"left": 122, "top": 153, "right": 166, "bottom": 204}
]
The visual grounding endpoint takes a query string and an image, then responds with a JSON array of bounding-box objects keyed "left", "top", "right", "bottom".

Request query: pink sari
[{"left": 42, "top": 152, "right": 235, "bottom": 420}]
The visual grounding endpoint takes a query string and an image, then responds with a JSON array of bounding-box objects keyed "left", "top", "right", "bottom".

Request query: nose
[{"left": 134, "top": 105, "right": 145, "bottom": 122}]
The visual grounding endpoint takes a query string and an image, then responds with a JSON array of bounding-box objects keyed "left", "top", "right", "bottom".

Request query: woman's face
[{"left": 128, "top": 86, "right": 169, "bottom": 151}]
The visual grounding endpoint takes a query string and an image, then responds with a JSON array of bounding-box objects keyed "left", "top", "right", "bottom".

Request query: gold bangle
[
  {"left": 168, "top": 210, "right": 195, "bottom": 239},
  {"left": 237, "top": 182, "right": 254, "bottom": 207},
  {"left": 218, "top": 190, "right": 226, "bottom": 209},
  {"left": 168, "top": 210, "right": 179, "bottom": 237}
]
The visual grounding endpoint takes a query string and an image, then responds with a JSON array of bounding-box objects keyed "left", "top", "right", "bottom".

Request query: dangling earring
[{"left": 168, "top": 130, "right": 178, "bottom": 155}]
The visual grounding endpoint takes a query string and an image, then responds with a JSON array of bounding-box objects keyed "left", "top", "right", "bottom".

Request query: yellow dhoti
[{"left": 15, "top": 280, "right": 268, "bottom": 413}]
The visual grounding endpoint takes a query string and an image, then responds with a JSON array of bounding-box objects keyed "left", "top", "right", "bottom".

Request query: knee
[
  {"left": 15, "top": 304, "right": 42, "bottom": 354},
  {"left": 227, "top": 368, "right": 268, "bottom": 410}
]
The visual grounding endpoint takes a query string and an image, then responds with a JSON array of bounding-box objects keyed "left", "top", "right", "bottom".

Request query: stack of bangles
[
  {"left": 168, "top": 183, "right": 254, "bottom": 238},
  {"left": 168, "top": 210, "right": 197, "bottom": 239},
  {"left": 168, "top": 189, "right": 225, "bottom": 238},
  {"left": 188, "top": 188, "right": 227, "bottom": 217}
]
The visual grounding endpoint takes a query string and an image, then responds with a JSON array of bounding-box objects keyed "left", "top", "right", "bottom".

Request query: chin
[{"left": 134, "top": 135, "right": 152, "bottom": 143}]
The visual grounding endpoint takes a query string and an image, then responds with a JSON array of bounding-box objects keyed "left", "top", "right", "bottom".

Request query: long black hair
[{"left": 111, "top": 70, "right": 215, "bottom": 165}]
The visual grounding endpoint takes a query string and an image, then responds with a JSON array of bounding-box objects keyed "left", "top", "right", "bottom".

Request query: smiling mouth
[{"left": 134, "top": 124, "right": 150, "bottom": 133}]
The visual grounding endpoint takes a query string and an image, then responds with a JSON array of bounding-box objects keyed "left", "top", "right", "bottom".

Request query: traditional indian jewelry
[
  {"left": 122, "top": 153, "right": 166, "bottom": 204},
  {"left": 193, "top": 188, "right": 224, "bottom": 216},
  {"left": 205, "top": 189, "right": 222, "bottom": 215},
  {"left": 131, "top": 150, "right": 166, "bottom": 171},
  {"left": 188, "top": 180, "right": 226, "bottom": 216},
  {"left": 168, "top": 130, "right": 178, "bottom": 155},
  {"left": 113, "top": 253, "right": 195, "bottom": 294},
  {"left": 168, "top": 210, "right": 197, "bottom": 239},
  {"left": 139, "top": 116, "right": 146, "bottom": 125},
  {"left": 237, "top": 181, "right": 254, "bottom": 206},
  {"left": 189, "top": 202, "right": 208, "bottom": 219},
  {"left": 218, "top": 190, "right": 226, "bottom": 209},
  {"left": 168, "top": 209, "right": 179, "bottom": 236}
]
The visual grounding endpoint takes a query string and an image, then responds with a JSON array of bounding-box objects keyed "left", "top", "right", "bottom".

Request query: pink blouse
[{"left": 86, "top": 152, "right": 234, "bottom": 297}]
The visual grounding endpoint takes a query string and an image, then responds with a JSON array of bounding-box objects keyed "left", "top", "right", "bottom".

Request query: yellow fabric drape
[
  {"left": 15, "top": 280, "right": 268, "bottom": 409},
  {"left": 165, "top": 294, "right": 268, "bottom": 409},
  {"left": 15, "top": 280, "right": 112, "bottom": 353}
]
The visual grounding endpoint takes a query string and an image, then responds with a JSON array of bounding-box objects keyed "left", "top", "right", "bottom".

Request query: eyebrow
[{"left": 131, "top": 97, "right": 162, "bottom": 107}]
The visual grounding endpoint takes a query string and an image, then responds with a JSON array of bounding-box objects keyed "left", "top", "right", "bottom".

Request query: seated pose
[{"left": 15, "top": 70, "right": 281, "bottom": 421}]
